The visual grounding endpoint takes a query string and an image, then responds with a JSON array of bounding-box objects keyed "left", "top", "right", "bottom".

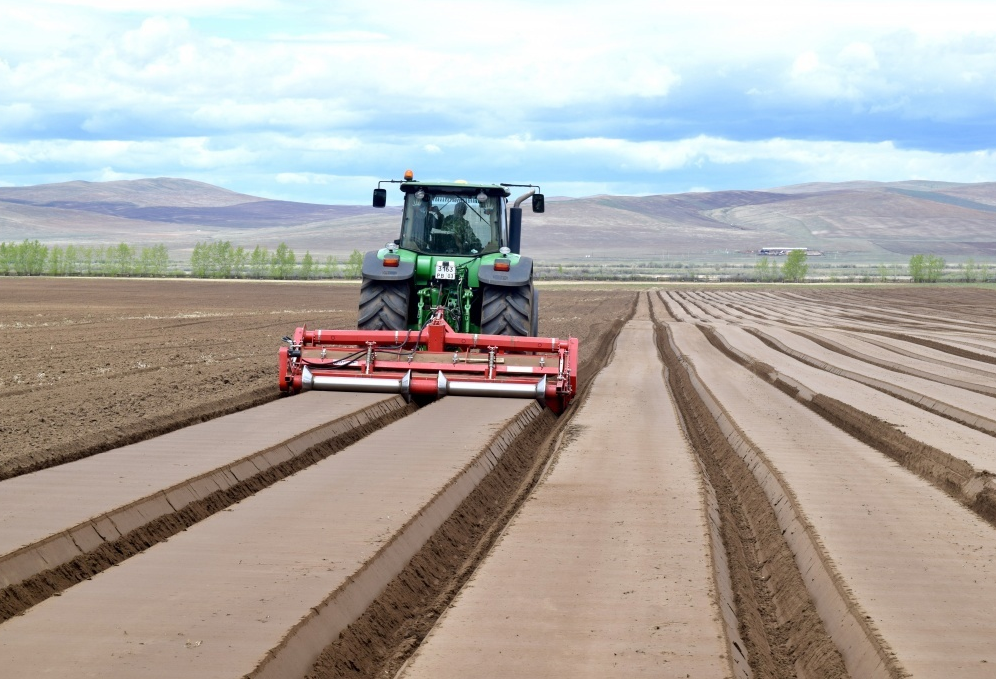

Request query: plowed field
[
  {"left": 0, "top": 278, "right": 629, "bottom": 478},
  {"left": 2, "top": 281, "right": 995, "bottom": 679}
]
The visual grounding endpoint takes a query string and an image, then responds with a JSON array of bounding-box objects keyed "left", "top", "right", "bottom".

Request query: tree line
[
  {"left": 0, "top": 240, "right": 366, "bottom": 279},
  {"left": 0, "top": 242, "right": 170, "bottom": 277},
  {"left": 753, "top": 249, "right": 809, "bottom": 282},
  {"left": 755, "top": 251, "right": 991, "bottom": 283},
  {"left": 2, "top": 240, "right": 991, "bottom": 283}
]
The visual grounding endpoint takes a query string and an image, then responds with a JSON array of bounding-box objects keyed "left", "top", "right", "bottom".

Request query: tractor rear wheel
[
  {"left": 530, "top": 284, "right": 539, "bottom": 337},
  {"left": 481, "top": 284, "right": 531, "bottom": 336},
  {"left": 358, "top": 277, "right": 409, "bottom": 330}
]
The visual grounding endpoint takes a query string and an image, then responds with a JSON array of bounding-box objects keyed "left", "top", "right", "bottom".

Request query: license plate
[{"left": 435, "top": 261, "right": 456, "bottom": 280}]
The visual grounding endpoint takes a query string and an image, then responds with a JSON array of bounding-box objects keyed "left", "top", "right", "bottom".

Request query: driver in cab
[{"left": 442, "top": 202, "right": 482, "bottom": 253}]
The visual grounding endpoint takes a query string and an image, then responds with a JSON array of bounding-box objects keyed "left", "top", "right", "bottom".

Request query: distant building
[{"left": 757, "top": 247, "right": 809, "bottom": 256}]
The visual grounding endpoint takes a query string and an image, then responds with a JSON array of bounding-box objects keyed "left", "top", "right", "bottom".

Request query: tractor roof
[{"left": 399, "top": 181, "right": 511, "bottom": 197}]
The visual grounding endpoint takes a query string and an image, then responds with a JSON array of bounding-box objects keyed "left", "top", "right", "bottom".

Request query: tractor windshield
[{"left": 399, "top": 191, "right": 502, "bottom": 256}]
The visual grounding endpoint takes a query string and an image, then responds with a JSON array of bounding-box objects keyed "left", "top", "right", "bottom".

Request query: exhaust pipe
[{"left": 507, "top": 189, "right": 536, "bottom": 255}]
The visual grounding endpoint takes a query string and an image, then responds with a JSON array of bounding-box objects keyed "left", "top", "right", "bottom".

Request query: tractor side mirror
[
  {"left": 372, "top": 188, "right": 387, "bottom": 208},
  {"left": 532, "top": 193, "right": 545, "bottom": 213}
]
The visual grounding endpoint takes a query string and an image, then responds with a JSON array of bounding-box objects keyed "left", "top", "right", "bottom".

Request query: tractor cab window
[{"left": 400, "top": 192, "right": 501, "bottom": 256}]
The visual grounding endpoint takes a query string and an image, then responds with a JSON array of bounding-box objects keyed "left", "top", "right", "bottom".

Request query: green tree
[
  {"left": 249, "top": 245, "right": 270, "bottom": 278},
  {"left": 63, "top": 244, "right": 79, "bottom": 275},
  {"left": 212, "top": 241, "right": 235, "bottom": 278},
  {"left": 782, "top": 249, "right": 808, "bottom": 282},
  {"left": 91, "top": 245, "right": 106, "bottom": 275},
  {"left": 108, "top": 243, "right": 134, "bottom": 276},
  {"left": 908, "top": 254, "right": 926, "bottom": 282},
  {"left": 139, "top": 244, "right": 169, "bottom": 277},
  {"left": 231, "top": 245, "right": 248, "bottom": 278},
  {"left": 322, "top": 254, "right": 340, "bottom": 279},
  {"left": 964, "top": 258, "right": 978, "bottom": 283},
  {"left": 0, "top": 242, "right": 12, "bottom": 275},
  {"left": 14, "top": 240, "right": 48, "bottom": 275},
  {"left": 754, "top": 256, "right": 770, "bottom": 282},
  {"left": 79, "top": 246, "right": 96, "bottom": 276},
  {"left": 877, "top": 263, "right": 889, "bottom": 283},
  {"left": 300, "top": 251, "right": 315, "bottom": 279},
  {"left": 925, "top": 254, "right": 945, "bottom": 283},
  {"left": 47, "top": 246, "right": 64, "bottom": 275},
  {"left": 271, "top": 243, "right": 296, "bottom": 279},
  {"left": 190, "top": 242, "right": 210, "bottom": 277},
  {"left": 345, "top": 249, "right": 364, "bottom": 278}
]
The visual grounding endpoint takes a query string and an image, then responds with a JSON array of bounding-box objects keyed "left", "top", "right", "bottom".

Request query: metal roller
[
  {"left": 281, "top": 311, "right": 577, "bottom": 413},
  {"left": 437, "top": 372, "right": 547, "bottom": 401},
  {"left": 303, "top": 367, "right": 411, "bottom": 396}
]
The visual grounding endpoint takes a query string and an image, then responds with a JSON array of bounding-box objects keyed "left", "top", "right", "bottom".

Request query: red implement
[{"left": 279, "top": 309, "right": 578, "bottom": 414}]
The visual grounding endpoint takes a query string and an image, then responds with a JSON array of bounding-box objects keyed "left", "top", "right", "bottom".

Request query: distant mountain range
[{"left": 2, "top": 177, "right": 995, "bottom": 261}]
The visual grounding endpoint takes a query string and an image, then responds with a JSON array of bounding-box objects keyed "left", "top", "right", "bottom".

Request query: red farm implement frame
[{"left": 279, "top": 308, "right": 579, "bottom": 414}]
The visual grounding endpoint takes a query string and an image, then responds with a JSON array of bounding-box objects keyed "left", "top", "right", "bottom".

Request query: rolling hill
[{"left": 2, "top": 177, "right": 995, "bottom": 261}]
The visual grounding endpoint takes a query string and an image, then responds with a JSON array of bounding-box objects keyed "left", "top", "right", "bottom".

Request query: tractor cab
[
  {"left": 397, "top": 182, "right": 509, "bottom": 257},
  {"left": 363, "top": 170, "right": 546, "bottom": 337}
]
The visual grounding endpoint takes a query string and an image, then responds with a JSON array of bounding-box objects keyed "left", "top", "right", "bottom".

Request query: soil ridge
[
  {"left": 0, "top": 400, "right": 416, "bottom": 623},
  {"left": 305, "top": 293, "right": 638, "bottom": 679}
]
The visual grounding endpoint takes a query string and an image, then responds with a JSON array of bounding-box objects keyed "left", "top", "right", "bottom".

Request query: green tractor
[{"left": 361, "top": 171, "right": 545, "bottom": 336}]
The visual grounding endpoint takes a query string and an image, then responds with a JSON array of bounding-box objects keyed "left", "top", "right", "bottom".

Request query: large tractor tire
[
  {"left": 481, "top": 284, "right": 532, "bottom": 336},
  {"left": 530, "top": 284, "right": 540, "bottom": 337},
  {"left": 358, "top": 277, "right": 409, "bottom": 331}
]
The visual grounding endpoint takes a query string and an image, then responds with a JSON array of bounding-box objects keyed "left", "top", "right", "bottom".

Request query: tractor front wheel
[
  {"left": 481, "top": 284, "right": 532, "bottom": 336},
  {"left": 358, "top": 277, "right": 409, "bottom": 330}
]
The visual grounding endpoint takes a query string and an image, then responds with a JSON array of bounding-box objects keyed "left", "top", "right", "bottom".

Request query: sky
[{"left": 2, "top": 0, "right": 996, "bottom": 205}]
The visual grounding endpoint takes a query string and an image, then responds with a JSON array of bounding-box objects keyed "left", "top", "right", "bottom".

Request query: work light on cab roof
[{"left": 279, "top": 168, "right": 576, "bottom": 413}]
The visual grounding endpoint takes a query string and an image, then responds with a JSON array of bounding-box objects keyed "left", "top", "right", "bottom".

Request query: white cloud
[
  {"left": 275, "top": 172, "right": 313, "bottom": 184},
  {"left": 792, "top": 52, "right": 821, "bottom": 76},
  {"left": 34, "top": 0, "right": 280, "bottom": 13},
  {"left": 95, "top": 166, "right": 139, "bottom": 181},
  {"left": 269, "top": 30, "right": 389, "bottom": 43},
  {"left": 0, "top": 103, "right": 35, "bottom": 128},
  {"left": 2, "top": 0, "right": 996, "bottom": 199},
  {"left": 838, "top": 42, "right": 879, "bottom": 70},
  {"left": 8, "top": 132, "right": 996, "bottom": 200}
]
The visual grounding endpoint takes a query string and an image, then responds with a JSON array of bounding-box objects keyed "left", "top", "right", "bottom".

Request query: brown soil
[
  {"left": 856, "top": 330, "right": 996, "bottom": 366},
  {"left": 0, "top": 400, "right": 416, "bottom": 623},
  {"left": 6, "top": 282, "right": 996, "bottom": 677},
  {"left": 0, "top": 278, "right": 630, "bottom": 479},
  {"left": 744, "top": 326, "right": 996, "bottom": 438},
  {"left": 305, "top": 294, "right": 637, "bottom": 679},
  {"left": 699, "top": 323, "right": 996, "bottom": 529},
  {"left": 650, "top": 294, "right": 850, "bottom": 679}
]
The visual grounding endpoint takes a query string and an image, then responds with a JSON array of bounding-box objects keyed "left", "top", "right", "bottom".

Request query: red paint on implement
[{"left": 280, "top": 308, "right": 579, "bottom": 414}]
